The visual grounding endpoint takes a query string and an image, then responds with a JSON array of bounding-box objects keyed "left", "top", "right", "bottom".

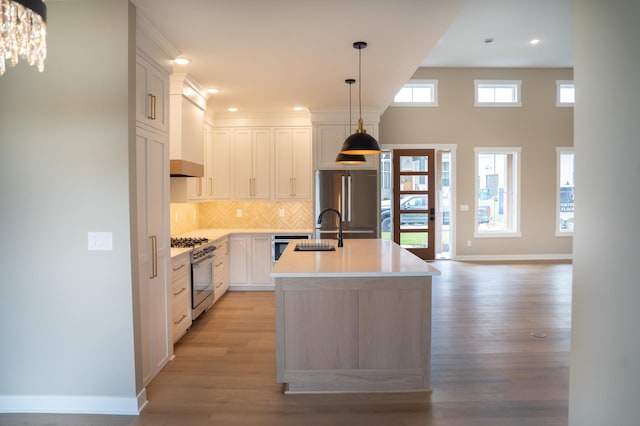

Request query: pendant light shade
[
  {"left": 336, "top": 78, "right": 366, "bottom": 165},
  {"left": 340, "top": 41, "right": 380, "bottom": 155}
]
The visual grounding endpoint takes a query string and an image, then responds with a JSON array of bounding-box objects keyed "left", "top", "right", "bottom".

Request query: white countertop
[
  {"left": 170, "top": 228, "right": 314, "bottom": 259},
  {"left": 271, "top": 239, "right": 441, "bottom": 278}
]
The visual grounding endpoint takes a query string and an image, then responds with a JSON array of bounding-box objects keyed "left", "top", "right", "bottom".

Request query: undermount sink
[{"left": 294, "top": 241, "right": 336, "bottom": 252}]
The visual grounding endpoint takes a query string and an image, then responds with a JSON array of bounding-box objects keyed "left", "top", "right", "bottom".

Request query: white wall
[
  {"left": 0, "top": 0, "right": 139, "bottom": 414},
  {"left": 569, "top": 0, "right": 640, "bottom": 424}
]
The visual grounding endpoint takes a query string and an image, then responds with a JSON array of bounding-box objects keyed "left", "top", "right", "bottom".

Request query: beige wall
[
  {"left": 380, "top": 67, "right": 573, "bottom": 259},
  {"left": 170, "top": 201, "right": 313, "bottom": 235},
  {"left": 0, "top": 0, "right": 138, "bottom": 412}
]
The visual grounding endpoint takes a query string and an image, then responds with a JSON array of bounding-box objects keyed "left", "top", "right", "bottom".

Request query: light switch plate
[{"left": 88, "top": 232, "right": 113, "bottom": 251}]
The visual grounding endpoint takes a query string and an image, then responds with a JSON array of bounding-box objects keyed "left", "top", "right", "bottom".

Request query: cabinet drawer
[{"left": 171, "top": 255, "right": 190, "bottom": 284}]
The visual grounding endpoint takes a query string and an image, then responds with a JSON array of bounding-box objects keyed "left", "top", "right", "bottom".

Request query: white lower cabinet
[
  {"left": 171, "top": 252, "right": 191, "bottom": 343},
  {"left": 229, "top": 234, "right": 274, "bottom": 289},
  {"left": 213, "top": 237, "right": 230, "bottom": 302},
  {"left": 170, "top": 253, "right": 192, "bottom": 343}
]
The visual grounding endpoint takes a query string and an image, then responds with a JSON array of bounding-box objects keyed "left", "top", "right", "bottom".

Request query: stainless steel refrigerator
[{"left": 315, "top": 169, "right": 379, "bottom": 240}]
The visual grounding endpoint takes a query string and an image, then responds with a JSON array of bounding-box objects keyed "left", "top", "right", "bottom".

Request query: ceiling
[{"left": 131, "top": 0, "right": 573, "bottom": 116}]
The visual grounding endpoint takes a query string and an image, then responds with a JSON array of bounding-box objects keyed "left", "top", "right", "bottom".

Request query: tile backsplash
[{"left": 170, "top": 200, "right": 313, "bottom": 236}]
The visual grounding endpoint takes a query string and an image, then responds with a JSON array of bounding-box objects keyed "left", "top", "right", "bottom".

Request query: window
[
  {"left": 556, "top": 80, "right": 575, "bottom": 106},
  {"left": 474, "top": 80, "right": 522, "bottom": 107},
  {"left": 391, "top": 80, "right": 438, "bottom": 106},
  {"left": 475, "top": 148, "right": 521, "bottom": 236},
  {"left": 557, "top": 148, "right": 574, "bottom": 234}
]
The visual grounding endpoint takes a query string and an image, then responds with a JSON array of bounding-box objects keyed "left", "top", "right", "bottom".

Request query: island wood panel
[
  {"left": 275, "top": 275, "right": 432, "bottom": 393},
  {"left": 358, "top": 281, "right": 429, "bottom": 371},
  {"left": 282, "top": 289, "right": 358, "bottom": 370}
]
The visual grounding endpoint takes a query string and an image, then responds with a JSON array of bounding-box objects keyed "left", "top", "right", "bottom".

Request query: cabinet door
[
  {"left": 252, "top": 129, "right": 272, "bottom": 199},
  {"left": 233, "top": 128, "right": 272, "bottom": 199},
  {"left": 291, "top": 128, "right": 312, "bottom": 199},
  {"left": 136, "top": 127, "right": 171, "bottom": 386},
  {"left": 229, "top": 235, "right": 249, "bottom": 286},
  {"left": 274, "top": 128, "right": 294, "bottom": 199},
  {"left": 316, "top": 123, "right": 378, "bottom": 170},
  {"left": 210, "top": 128, "right": 232, "bottom": 199},
  {"left": 135, "top": 53, "right": 168, "bottom": 133},
  {"left": 274, "top": 128, "right": 311, "bottom": 199},
  {"left": 233, "top": 129, "right": 253, "bottom": 199},
  {"left": 251, "top": 235, "right": 273, "bottom": 286}
]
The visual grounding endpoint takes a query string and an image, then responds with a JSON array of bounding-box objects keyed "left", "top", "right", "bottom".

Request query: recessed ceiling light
[
  {"left": 207, "top": 88, "right": 220, "bottom": 94},
  {"left": 227, "top": 107, "right": 238, "bottom": 112},
  {"left": 293, "top": 106, "right": 305, "bottom": 111},
  {"left": 530, "top": 38, "right": 541, "bottom": 45},
  {"left": 174, "top": 57, "right": 190, "bottom": 65}
]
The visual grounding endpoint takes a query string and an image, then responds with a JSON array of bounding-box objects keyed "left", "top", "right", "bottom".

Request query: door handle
[{"left": 149, "top": 235, "right": 158, "bottom": 278}]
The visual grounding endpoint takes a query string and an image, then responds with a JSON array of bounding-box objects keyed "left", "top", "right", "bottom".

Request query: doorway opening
[{"left": 380, "top": 149, "right": 452, "bottom": 260}]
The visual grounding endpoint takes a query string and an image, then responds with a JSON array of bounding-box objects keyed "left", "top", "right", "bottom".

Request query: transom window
[
  {"left": 392, "top": 80, "right": 438, "bottom": 106},
  {"left": 474, "top": 80, "right": 522, "bottom": 107},
  {"left": 557, "top": 80, "right": 575, "bottom": 106}
]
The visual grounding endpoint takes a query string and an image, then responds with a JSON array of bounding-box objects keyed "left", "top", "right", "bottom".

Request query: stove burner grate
[{"left": 170, "top": 237, "right": 209, "bottom": 248}]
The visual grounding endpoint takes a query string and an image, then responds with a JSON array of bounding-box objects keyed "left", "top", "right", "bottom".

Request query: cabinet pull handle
[
  {"left": 173, "top": 287, "right": 186, "bottom": 296},
  {"left": 147, "top": 94, "right": 154, "bottom": 120},
  {"left": 292, "top": 177, "right": 296, "bottom": 197},
  {"left": 152, "top": 94, "right": 157, "bottom": 120},
  {"left": 174, "top": 314, "right": 187, "bottom": 325},
  {"left": 197, "top": 178, "right": 203, "bottom": 196},
  {"left": 149, "top": 235, "right": 158, "bottom": 279},
  {"left": 172, "top": 263, "right": 185, "bottom": 272},
  {"left": 209, "top": 177, "right": 213, "bottom": 196}
]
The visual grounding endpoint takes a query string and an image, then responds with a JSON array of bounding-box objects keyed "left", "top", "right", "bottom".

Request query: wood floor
[{"left": 0, "top": 261, "right": 571, "bottom": 426}]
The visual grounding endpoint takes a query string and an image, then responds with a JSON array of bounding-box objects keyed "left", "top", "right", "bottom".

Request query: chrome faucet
[{"left": 317, "top": 208, "right": 343, "bottom": 247}]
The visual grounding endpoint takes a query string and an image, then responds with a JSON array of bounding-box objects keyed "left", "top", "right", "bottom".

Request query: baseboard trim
[
  {"left": 0, "top": 395, "right": 140, "bottom": 415},
  {"left": 453, "top": 253, "right": 573, "bottom": 262},
  {"left": 137, "top": 388, "right": 148, "bottom": 413}
]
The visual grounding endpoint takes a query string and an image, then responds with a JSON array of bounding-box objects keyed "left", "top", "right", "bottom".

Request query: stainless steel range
[{"left": 170, "top": 237, "right": 216, "bottom": 320}]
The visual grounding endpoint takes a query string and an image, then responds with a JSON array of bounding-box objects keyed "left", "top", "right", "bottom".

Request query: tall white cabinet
[
  {"left": 274, "top": 128, "right": 312, "bottom": 199},
  {"left": 135, "top": 48, "right": 171, "bottom": 387},
  {"left": 233, "top": 128, "right": 272, "bottom": 199}
]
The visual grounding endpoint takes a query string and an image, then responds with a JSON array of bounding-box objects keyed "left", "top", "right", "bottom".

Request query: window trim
[
  {"left": 556, "top": 147, "right": 575, "bottom": 236},
  {"left": 391, "top": 79, "right": 439, "bottom": 107},
  {"left": 556, "top": 80, "right": 575, "bottom": 107},
  {"left": 474, "top": 80, "right": 522, "bottom": 107},
  {"left": 474, "top": 147, "right": 522, "bottom": 238}
]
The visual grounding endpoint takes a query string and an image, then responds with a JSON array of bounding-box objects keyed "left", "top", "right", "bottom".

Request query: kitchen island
[{"left": 271, "top": 239, "right": 440, "bottom": 393}]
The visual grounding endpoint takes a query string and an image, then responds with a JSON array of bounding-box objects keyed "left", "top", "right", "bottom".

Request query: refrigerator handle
[
  {"left": 347, "top": 175, "right": 353, "bottom": 222},
  {"left": 341, "top": 175, "right": 346, "bottom": 219}
]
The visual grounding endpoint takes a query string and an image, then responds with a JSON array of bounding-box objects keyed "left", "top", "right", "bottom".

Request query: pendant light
[
  {"left": 340, "top": 41, "right": 380, "bottom": 155},
  {"left": 336, "top": 78, "right": 366, "bottom": 165},
  {"left": 0, "top": 0, "right": 47, "bottom": 76}
]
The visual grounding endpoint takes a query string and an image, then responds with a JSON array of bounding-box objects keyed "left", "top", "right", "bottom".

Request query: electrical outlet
[
  {"left": 279, "top": 208, "right": 285, "bottom": 217},
  {"left": 467, "top": 240, "right": 472, "bottom": 247},
  {"left": 460, "top": 204, "right": 469, "bottom": 211},
  {"left": 236, "top": 209, "right": 242, "bottom": 217}
]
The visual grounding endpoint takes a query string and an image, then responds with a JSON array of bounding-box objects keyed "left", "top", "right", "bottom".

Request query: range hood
[{"left": 170, "top": 73, "right": 207, "bottom": 177}]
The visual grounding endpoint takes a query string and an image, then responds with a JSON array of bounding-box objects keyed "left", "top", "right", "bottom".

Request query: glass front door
[{"left": 392, "top": 149, "right": 435, "bottom": 260}]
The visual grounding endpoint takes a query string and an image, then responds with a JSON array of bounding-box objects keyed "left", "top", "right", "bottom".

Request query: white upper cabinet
[
  {"left": 274, "top": 128, "right": 312, "bottom": 199},
  {"left": 136, "top": 50, "right": 169, "bottom": 133},
  {"left": 315, "top": 123, "right": 379, "bottom": 170},
  {"left": 233, "top": 128, "right": 272, "bottom": 199},
  {"left": 209, "top": 127, "right": 233, "bottom": 200}
]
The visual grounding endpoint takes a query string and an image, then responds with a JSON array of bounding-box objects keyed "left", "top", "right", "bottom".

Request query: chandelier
[{"left": 0, "top": 0, "right": 47, "bottom": 76}]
